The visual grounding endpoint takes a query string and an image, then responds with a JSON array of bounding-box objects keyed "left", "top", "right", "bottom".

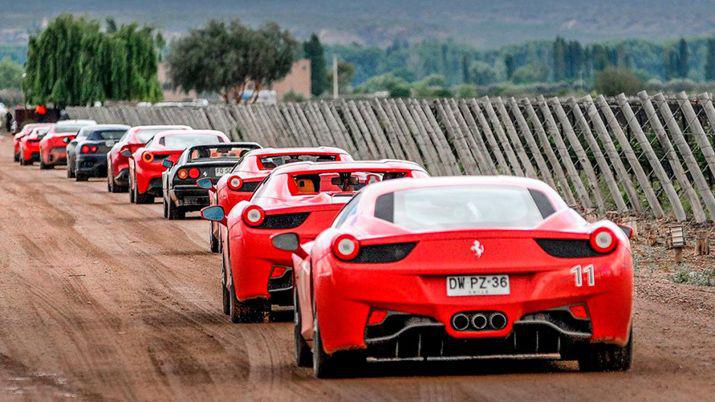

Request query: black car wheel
[
  {"left": 294, "top": 289, "right": 313, "bottom": 367},
  {"left": 167, "top": 199, "right": 185, "bottom": 219},
  {"left": 221, "top": 253, "right": 230, "bottom": 315},
  {"left": 578, "top": 329, "right": 633, "bottom": 372},
  {"left": 210, "top": 223, "right": 220, "bottom": 253}
]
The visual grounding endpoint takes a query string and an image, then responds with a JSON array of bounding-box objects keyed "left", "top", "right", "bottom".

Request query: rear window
[
  {"left": 88, "top": 130, "right": 127, "bottom": 141},
  {"left": 259, "top": 154, "right": 338, "bottom": 170},
  {"left": 162, "top": 134, "right": 225, "bottom": 149},
  {"left": 136, "top": 127, "right": 186, "bottom": 143},
  {"left": 188, "top": 145, "right": 253, "bottom": 162},
  {"left": 289, "top": 171, "right": 405, "bottom": 196},
  {"left": 55, "top": 125, "right": 85, "bottom": 133},
  {"left": 375, "top": 186, "right": 552, "bottom": 230}
]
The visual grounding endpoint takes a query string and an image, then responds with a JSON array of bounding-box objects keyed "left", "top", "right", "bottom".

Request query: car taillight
[
  {"left": 82, "top": 145, "right": 98, "bottom": 153},
  {"left": 177, "top": 169, "right": 189, "bottom": 180},
  {"left": 142, "top": 152, "right": 154, "bottom": 163},
  {"left": 81, "top": 145, "right": 90, "bottom": 153},
  {"left": 332, "top": 234, "right": 360, "bottom": 261},
  {"left": 189, "top": 167, "right": 200, "bottom": 179},
  {"left": 227, "top": 175, "right": 243, "bottom": 191},
  {"left": 590, "top": 227, "right": 617, "bottom": 254},
  {"left": 242, "top": 205, "right": 265, "bottom": 227}
]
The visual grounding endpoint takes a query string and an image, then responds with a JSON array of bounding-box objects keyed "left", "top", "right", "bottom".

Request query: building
[{"left": 271, "top": 59, "right": 312, "bottom": 101}]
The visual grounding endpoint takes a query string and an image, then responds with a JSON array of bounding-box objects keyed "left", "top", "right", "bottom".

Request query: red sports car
[
  {"left": 107, "top": 125, "right": 191, "bottom": 193},
  {"left": 38, "top": 120, "right": 97, "bottom": 169},
  {"left": 18, "top": 124, "right": 53, "bottom": 165},
  {"left": 199, "top": 147, "right": 353, "bottom": 253},
  {"left": 200, "top": 160, "right": 429, "bottom": 324},
  {"left": 291, "top": 176, "right": 634, "bottom": 377},
  {"left": 13, "top": 123, "right": 48, "bottom": 162},
  {"left": 126, "top": 129, "right": 230, "bottom": 204}
]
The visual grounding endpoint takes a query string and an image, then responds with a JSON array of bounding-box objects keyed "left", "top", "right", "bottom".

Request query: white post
[{"left": 332, "top": 55, "right": 339, "bottom": 99}]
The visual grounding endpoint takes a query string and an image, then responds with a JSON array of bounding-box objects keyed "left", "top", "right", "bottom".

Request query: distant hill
[{"left": 2, "top": 0, "right": 715, "bottom": 48}]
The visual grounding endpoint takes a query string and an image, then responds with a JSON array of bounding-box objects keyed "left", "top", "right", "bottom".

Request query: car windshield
[
  {"left": 375, "top": 185, "right": 550, "bottom": 230},
  {"left": 88, "top": 130, "right": 127, "bottom": 141},
  {"left": 188, "top": 145, "right": 253, "bottom": 162},
  {"left": 162, "top": 134, "right": 224, "bottom": 149},
  {"left": 259, "top": 154, "right": 338, "bottom": 170}
]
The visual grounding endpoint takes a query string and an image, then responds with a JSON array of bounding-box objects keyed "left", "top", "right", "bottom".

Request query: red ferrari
[
  {"left": 291, "top": 176, "right": 634, "bottom": 377},
  {"left": 198, "top": 147, "right": 353, "bottom": 253},
  {"left": 126, "top": 129, "right": 229, "bottom": 204},
  {"left": 107, "top": 125, "right": 191, "bottom": 193},
  {"left": 18, "top": 124, "right": 53, "bottom": 165},
  {"left": 13, "top": 123, "right": 48, "bottom": 162},
  {"left": 200, "top": 160, "right": 429, "bottom": 324},
  {"left": 38, "top": 120, "right": 97, "bottom": 169}
]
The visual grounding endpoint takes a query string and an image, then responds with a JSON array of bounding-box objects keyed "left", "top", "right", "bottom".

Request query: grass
[{"left": 671, "top": 264, "right": 714, "bottom": 286}]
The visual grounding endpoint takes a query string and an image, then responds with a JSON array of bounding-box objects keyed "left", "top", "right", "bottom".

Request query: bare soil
[{"left": 0, "top": 135, "right": 712, "bottom": 401}]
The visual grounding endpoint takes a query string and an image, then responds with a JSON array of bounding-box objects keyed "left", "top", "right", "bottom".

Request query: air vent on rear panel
[
  {"left": 258, "top": 212, "right": 310, "bottom": 229},
  {"left": 353, "top": 242, "right": 417, "bottom": 263},
  {"left": 535, "top": 239, "right": 601, "bottom": 258}
]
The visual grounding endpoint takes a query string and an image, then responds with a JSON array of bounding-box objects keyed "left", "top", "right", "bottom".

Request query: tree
[
  {"left": 468, "top": 61, "right": 498, "bottom": 85},
  {"left": 677, "top": 38, "right": 689, "bottom": 78},
  {"left": 23, "top": 14, "right": 161, "bottom": 106},
  {"left": 504, "top": 54, "right": 515, "bottom": 80},
  {"left": 167, "top": 19, "right": 296, "bottom": 103},
  {"left": 705, "top": 38, "right": 715, "bottom": 81},
  {"left": 0, "top": 57, "right": 23, "bottom": 89},
  {"left": 594, "top": 67, "right": 643, "bottom": 96},
  {"left": 511, "top": 63, "right": 549, "bottom": 84},
  {"left": 303, "top": 33, "right": 326, "bottom": 97}
]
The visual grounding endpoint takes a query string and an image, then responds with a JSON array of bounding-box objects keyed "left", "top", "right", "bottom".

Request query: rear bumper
[
  {"left": 114, "top": 168, "right": 129, "bottom": 186},
  {"left": 313, "top": 251, "right": 633, "bottom": 355},
  {"left": 76, "top": 154, "right": 108, "bottom": 177},
  {"left": 170, "top": 186, "right": 210, "bottom": 210},
  {"left": 43, "top": 146, "right": 67, "bottom": 166}
]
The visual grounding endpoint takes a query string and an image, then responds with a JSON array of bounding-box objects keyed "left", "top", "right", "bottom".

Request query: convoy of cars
[{"left": 11, "top": 119, "right": 634, "bottom": 379}]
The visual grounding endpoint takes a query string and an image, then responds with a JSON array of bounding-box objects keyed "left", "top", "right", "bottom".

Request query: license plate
[
  {"left": 446, "top": 275, "right": 510, "bottom": 296},
  {"left": 215, "top": 167, "right": 232, "bottom": 176}
]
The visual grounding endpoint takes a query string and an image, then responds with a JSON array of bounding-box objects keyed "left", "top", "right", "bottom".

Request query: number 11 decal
[{"left": 570, "top": 264, "right": 595, "bottom": 287}]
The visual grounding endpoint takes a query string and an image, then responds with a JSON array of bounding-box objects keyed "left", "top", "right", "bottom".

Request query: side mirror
[
  {"left": 201, "top": 205, "right": 226, "bottom": 225},
  {"left": 618, "top": 224, "right": 634, "bottom": 239},
  {"left": 271, "top": 233, "right": 299, "bottom": 251},
  {"left": 63, "top": 137, "right": 71, "bottom": 144},
  {"left": 196, "top": 177, "right": 215, "bottom": 191},
  {"left": 120, "top": 149, "right": 132, "bottom": 158},
  {"left": 162, "top": 159, "right": 174, "bottom": 169}
]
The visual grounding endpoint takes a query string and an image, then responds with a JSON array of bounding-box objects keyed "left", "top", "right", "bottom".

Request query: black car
[
  {"left": 162, "top": 142, "right": 262, "bottom": 219},
  {"left": 67, "top": 124, "right": 129, "bottom": 181}
]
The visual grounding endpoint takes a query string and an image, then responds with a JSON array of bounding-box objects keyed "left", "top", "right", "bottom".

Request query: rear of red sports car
[{"left": 298, "top": 177, "right": 633, "bottom": 377}]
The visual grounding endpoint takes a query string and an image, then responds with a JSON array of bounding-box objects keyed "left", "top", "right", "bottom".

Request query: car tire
[
  {"left": 228, "top": 282, "right": 265, "bottom": 324},
  {"left": 14, "top": 152, "right": 19, "bottom": 162},
  {"left": 294, "top": 290, "right": 313, "bottom": 367},
  {"left": 67, "top": 163, "right": 75, "bottom": 178},
  {"left": 167, "top": 199, "right": 185, "bottom": 219},
  {"left": 312, "top": 312, "right": 338, "bottom": 378},
  {"left": 578, "top": 329, "right": 633, "bottom": 372},
  {"left": 221, "top": 254, "right": 230, "bottom": 315},
  {"left": 39, "top": 160, "right": 52, "bottom": 170},
  {"left": 19, "top": 156, "right": 26, "bottom": 166},
  {"left": 162, "top": 197, "right": 169, "bottom": 219},
  {"left": 210, "top": 223, "right": 220, "bottom": 253}
]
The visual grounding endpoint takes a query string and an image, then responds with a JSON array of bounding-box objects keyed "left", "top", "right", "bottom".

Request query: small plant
[{"left": 671, "top": 264, "right": 714, "bottom": 286}]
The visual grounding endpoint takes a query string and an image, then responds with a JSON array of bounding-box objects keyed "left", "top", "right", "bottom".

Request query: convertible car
[
  {"left": 126, "top": 129, "right": 230, "bottom": 204},
  {"left": 200, "top": 160, "right": 429, "bottom": 324},
  {"left": 162, "top": 142, "right": 261, "bottom": 219},
  {"left": 67, "top": 124, "right": 129, "bottom": 181},
  {"left": 198, "top": 147, "right": 353, "bottom": 252},
  {"left": 38, "top": 120, "right": 97, "bottom": 169},
  {"left": 107, "top": 125, "right": 191, "bottom": 193},
  {"left": 18, "top": 124, "right": 53, "bottom": 165},
  {"left": 291, "top": 176, "right": 634, "bottom": 377}
]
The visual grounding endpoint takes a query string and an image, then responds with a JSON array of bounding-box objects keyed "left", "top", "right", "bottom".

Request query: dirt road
[{"left": 0, "top": 135, "right": 712, "bottom": 401}]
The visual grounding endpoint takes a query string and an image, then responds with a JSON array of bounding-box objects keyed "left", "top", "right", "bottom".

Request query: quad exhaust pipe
[{"left": 451, "top": 312, "right": 507, "bottom": 331}]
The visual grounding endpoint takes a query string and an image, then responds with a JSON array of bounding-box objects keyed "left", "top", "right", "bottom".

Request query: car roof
[
  {"left": 55, "top": 120, "right": 96, "bottom": 127},
  {"left": 270, "top": 160, "right": 426, "bottom": 175},
  {"left": 153, "top": 129, "right": 227, "bottom": 139},
  {"left": 247, "top": 147, "right": 348, "bottom": 157},
  {"left": 131, "top": 125, "right": 192, "bottom": 131},
  {"left": 83, "top": 124, "right": 130, "bottom": 132}
]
